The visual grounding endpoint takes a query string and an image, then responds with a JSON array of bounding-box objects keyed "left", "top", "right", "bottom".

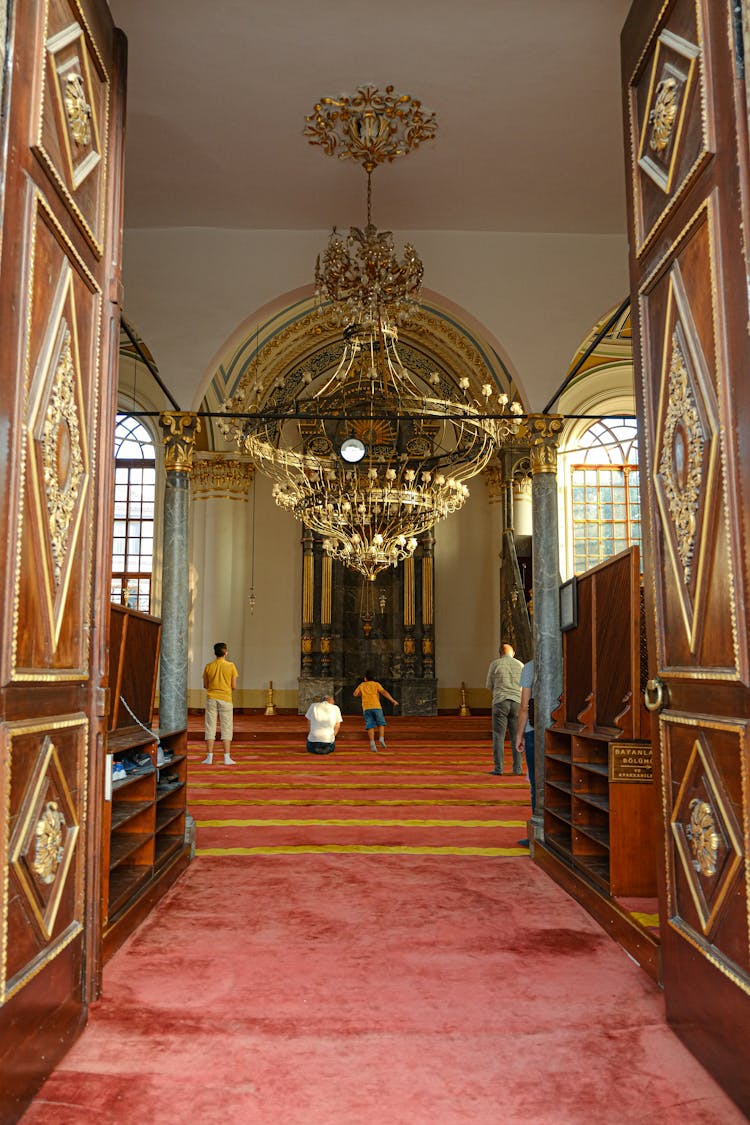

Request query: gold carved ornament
[
  {"left": 686, "top": 797, "right": 720, "bottom": 877},
  {"left": 304, "top": 85, "right": 437, "bottom": 173},
  {"left": 649, "top": 77, "right": 678, "bottom": 155},
  {"left": 659, "top": 335, "right": 703, "bottom": 584},
  {"left": 191, "top": 457, "right": 254, "bottom": 495},
  {"left": 32, "top": 800, "right": 66, "bottom": 885},
  {"left": 64, "top": 74, "right": 92, "bottom": 147},
  {"left": 42, "top": 334, "right": 86, "bottom": 585},
  {"left": 525, "top": 415, "right": 564, "bottom": 475},
  {"left": 159, "top": 412, "right": 202, "bottom": 473}
]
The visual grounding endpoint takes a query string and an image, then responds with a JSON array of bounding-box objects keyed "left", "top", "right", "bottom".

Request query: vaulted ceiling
[{"left": 109, "top": 0, "right": 632, "bottom": 237}]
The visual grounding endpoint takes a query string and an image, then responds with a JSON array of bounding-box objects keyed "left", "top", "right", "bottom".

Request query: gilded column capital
[
  {"left": 159, "top": 412, "right": 202, "bottom": 473},
  {"left": 526, "top": 414, "right": 564, "bottom": 475}
]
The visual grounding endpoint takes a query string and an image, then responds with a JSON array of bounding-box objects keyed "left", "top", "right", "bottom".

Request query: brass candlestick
[
  {"left": 458, "top": 682, "right": 471, "bottom": 717},
  {"left": 265, "top": 680, "right": 277, "bottom": 716}
]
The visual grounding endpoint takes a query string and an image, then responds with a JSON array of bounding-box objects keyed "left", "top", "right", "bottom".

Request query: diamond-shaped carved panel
[
  {"left": 652, "top": 262, "right": 719, "bottom": 653},
  {"left": 628, "top": 3, "right": 711, "bottom": 257},
  {"left": 25, "top": 262, "right": 90, "bottom": 651},
  {"left": 9, "top": 737, "right": 80, "bottom": 943},
  {"left": 32, "top": 2, "right": 110, "bottom": 255},
  {"left": 671, "top": 735, "right": 743, "bottom": 935}
]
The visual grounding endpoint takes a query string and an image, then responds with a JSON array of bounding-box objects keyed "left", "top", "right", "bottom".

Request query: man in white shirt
[{"left": 305, "top": 694, "right": 343, "bottom": 755}]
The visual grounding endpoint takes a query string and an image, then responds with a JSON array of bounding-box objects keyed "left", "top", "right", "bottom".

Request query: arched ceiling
[
  {"left": 200, "top": 296, "right": 516, "bottom": 452},
  {"left": 108, "top": 0, "right": 631, "bottom": 237}
]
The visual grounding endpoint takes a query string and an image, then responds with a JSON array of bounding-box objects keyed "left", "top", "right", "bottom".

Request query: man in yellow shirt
[
  {"left": 353, "top": 670, "right": 398, "bottom": 752},
  {"left": 201, "top": 642, "right": 239, "bottom": 765}
]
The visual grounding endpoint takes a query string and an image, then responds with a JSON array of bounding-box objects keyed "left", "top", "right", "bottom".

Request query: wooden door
[
  {"left": 623, "top": 0, "right": 750, "bottom": 1112},
  {"left": 0, "top": 0, "right": 125, "bottom": 1117}
]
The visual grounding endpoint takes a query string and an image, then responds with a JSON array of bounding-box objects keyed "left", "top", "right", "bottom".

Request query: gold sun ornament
[{"left": 649, "top": 77, "right": 678, "bottom": 154}]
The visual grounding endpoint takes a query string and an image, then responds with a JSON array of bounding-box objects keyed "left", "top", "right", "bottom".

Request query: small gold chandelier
[{"left": 221, "top": 87, "right": 522, "bottom": 579}]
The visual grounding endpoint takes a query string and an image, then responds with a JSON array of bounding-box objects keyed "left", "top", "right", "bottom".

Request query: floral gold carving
[
  {"left": 64, "top": 74, "right": 92, "bottom": 147},
  {"left": 42, "top": 333, "right": 86, "bottom": 585},
  {"left": 159, "top": 412, "right": 202, "bottom": 473},
  {"left": 32, "top": 800, "right": 66, "bottom": 885},
  {"left": 649, "top": 76, "right": 678, "bottom": 154},
  {"left": 659, "top": 335, "right": 703, "bottom": 584},
  {"left": 403, "top": 637, "right": 416, "bottom": 656},
  {"left": 304, "top": 85, "right": 437, "bottom": 172},
  {"left": 526, "top": 415, "right": 564, "bottom": 475},
  {"left": 687, "top": 797, "right": 720, "bottom": 877},
  {"left": 191, "top": 456, "right": 254, "bottom": 496},
  {"left": 301, "top": 634, "right": 313, "bottom": 655}
]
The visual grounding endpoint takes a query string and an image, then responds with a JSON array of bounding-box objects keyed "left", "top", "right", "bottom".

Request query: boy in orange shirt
[{"left": 353, "top": 670, "right": 399, "bottom": 752}]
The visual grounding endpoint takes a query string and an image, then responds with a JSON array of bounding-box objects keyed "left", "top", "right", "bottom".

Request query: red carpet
[{"left": 19, "top": 716, "right": 744, "bottom": 1124}]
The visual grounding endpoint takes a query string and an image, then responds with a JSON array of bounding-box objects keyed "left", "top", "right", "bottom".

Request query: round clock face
[{"left": 340, "top": 437, "right": 366, "bottom": 463}]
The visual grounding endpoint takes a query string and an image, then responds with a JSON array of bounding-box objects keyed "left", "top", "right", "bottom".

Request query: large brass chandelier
[{"left": 221, "top": 87, "right": 522, "bottom": 580}]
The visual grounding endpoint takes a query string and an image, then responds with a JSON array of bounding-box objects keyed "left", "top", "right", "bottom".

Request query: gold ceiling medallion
[
  {"left": 222, "top": 88, "right": 521, "bottom": 579},
  {"left": 303, "top": 85, "right": 437, "bottom": 172},
  {"left": 648, "top": 77, "right": 678, "bottom": 154},
  {"left": 64, "top": 73, "right": 92, "bottom": 147},
  {"left": 659, "top": 334, "right": 703, "bottom": 585},
  {"left": 32, "top": 801, "right": 66, "bottom": 885},
  {"left": 686, "top": 797, "right": 720, "bottom": 877},
  {"left": 42, "top": 333, "right": 86, "bottom": 586}
]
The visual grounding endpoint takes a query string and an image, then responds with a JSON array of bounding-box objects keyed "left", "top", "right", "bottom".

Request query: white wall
[{"left": 121, "top": 227, "right": 628, "bottom": 411}]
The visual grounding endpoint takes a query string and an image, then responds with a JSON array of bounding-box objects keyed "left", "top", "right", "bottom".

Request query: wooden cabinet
[
  {"left": 543, "top": 548, "right": 657, "bottom": 898},
  {"left": 102, "top": 607, "right": 190, "bottom": 960}
]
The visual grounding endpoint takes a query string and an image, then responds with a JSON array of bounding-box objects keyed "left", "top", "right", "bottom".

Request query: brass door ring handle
[{"left": 644, "top": 677, "right": 667, "bottom": 712}]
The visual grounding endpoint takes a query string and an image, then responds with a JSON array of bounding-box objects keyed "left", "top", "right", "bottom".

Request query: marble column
[
  {"left": 527, "top": 414, "right": 564, "bottom": 842},
  {"left": 158, "top": 412, "right": 201, "bottom": 732}
]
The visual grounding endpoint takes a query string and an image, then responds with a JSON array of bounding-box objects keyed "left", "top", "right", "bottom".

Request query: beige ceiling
[{"left": 109, "top": 0, "right": 632, "bottom": 235}]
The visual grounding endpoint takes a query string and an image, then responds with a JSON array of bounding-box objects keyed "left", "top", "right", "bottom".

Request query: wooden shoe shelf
[
  {"left": 541, "top": 548, "right": 657, "bottom": 899},
  {"left": 102, "top": 606, "right": 190, "bottom": 962}
]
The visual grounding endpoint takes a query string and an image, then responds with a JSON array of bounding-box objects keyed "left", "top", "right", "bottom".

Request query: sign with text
[{"left": 609, "top": 740, "right": 653, "bottom": 783}]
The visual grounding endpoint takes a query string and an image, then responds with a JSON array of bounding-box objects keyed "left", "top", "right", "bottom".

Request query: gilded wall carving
[
  {"left": 658, "top": 334, "right": 703, "bottom": 585},
  {"left": 42, "top": 333, "right": 86, "bottom": 585}
]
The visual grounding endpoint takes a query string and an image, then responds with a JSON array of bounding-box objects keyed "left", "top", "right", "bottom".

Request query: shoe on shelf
[
  {"left": 201, "top": 756, "right": 213, "bottom": 765},
  {"left": 224, "top": 756, "right": 236, "bottom": 765},
  {"left": 111, "top": 761, "right": 127, "bottom": 782}
]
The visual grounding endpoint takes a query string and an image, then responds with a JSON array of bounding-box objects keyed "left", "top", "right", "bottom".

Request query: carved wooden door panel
[
  {"left": 0, "top": 0, "right": 125, "bottom": 1115},
  {"left": 623, "top": 0, "right": 750, "bottom": 1112}
]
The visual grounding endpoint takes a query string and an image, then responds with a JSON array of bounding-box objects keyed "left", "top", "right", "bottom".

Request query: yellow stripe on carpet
[
  {"left": 195, "top": 781, "right": 529, "bottom": 790},
  {"left": 196, "top": 844, "right": 530, "bottom": 856},
  {"left": 631, "top": 911, "right": 660, "bottom": 928},
  {"left": 189, "top": 798, "right": 528, "bottom": 807},
  {"left": 196, "top": 817, "right": 527, "bottom": 828}
]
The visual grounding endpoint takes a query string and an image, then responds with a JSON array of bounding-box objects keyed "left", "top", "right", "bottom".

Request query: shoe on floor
[
  {"left": 518, "top": 838, "right": 530, "bottom": 847},
  {"left": 488, "top": 770, "right": 503, "bottom": 775},
  {"left": 370, "top": 743, "right": 377, "bottom": 752},
  {"left": 201, "top": 756, "right": 213, "bottom": 765},
  {"left": 379, "top": 740, "right": 387, "bottom": 749},
  {"left": 224, "top": 756, "right": 236, "bottom": 765}
]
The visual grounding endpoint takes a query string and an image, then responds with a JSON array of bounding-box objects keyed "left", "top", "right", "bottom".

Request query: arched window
[
  {"left": 570, "top": 417, "right": 641, "bottom": 574},
  {"left": 111, "top": 414, "right": 156, "bottom": 611}
]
